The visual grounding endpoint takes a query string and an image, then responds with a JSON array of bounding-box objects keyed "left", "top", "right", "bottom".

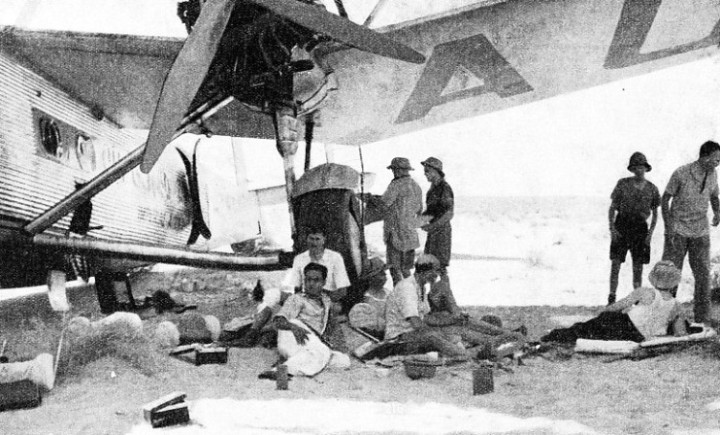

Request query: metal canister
[
  {"left": 276, "top": 364, "right": 289, "bottom": 390},
  {"left": 472, "top": 365, "right": 494, "bottom": 395}
]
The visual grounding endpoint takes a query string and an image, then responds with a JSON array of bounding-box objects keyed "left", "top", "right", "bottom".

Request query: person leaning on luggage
[
  {"left": 607, "top": 152, "right": 660, "bottom": 305},
  {"left": 541, "top": 261, "right": 687, "bottom": 344}
]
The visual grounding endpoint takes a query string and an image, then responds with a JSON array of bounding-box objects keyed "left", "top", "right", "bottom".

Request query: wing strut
[
  {"left": 273, "top": 104, "right": 299, "bottom": 240},
  {"left": 363, "top": 0, "right": 391, "bottom": 26},
  {"left": 23, "top": 145, "right": 145, "bottom": 236}
]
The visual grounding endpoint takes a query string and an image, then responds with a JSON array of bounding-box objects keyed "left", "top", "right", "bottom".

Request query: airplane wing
[{"left": 2, "top": 0, "right": 719, "bottom": 146}]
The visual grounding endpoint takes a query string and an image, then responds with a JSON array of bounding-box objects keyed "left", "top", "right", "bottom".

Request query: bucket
[
  {"left": 403, "top": 360, "right": 438, "bottom": 380},
  {"left": 472, "top": 365, "right": 494, "bottom": 395}
]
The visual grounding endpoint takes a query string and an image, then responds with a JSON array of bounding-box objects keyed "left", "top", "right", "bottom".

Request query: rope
[
  {"left": 54, "top": 312, "right": 68, "bottom": 380},
  {"left": 358, "top": 145, "right": 366, "bottom": 232}
]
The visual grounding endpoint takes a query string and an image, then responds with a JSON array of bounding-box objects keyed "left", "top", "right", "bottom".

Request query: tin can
[
  {"left": 276, "top": 364, "right": 289, "bottom": 390},
  {"left": 472, "top": 365, "right": 494, "bottom": 395}
]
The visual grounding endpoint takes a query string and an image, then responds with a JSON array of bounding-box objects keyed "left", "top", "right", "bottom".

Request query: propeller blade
[
  {"left": 141, "top": 0, "right": 235, "bottom": 173},
  {"left": 247, "top": 0, "right": 426, "bottom": 64}
]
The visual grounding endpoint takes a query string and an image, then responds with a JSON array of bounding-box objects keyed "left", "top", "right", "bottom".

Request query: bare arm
[
  {"left": 711, "top": 195, "right": 720, "bottom": 226},
  {"left": 647, "top": 206, "right": 658, "bottom": 244},
  {"left": 608, "top": 202, "right": 619, "bottom": 239},
  {"left": 407, "top": 316, "right": 426, "bottom": 331},
  {"left": 661, "top": 192, "right": 673, "bottom": 235},
  {"left": 602, "top": 287, "right": 644, "bottom": 313},
  {"left": 274, "top": 315, "right": 310, "bottom": 344}
]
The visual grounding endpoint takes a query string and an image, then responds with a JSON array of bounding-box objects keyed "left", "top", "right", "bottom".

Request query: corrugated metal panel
[{"left": 0, "top": 52, "right": 190, "bottom": 246}]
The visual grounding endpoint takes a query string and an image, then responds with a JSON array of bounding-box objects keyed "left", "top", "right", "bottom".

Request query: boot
[{"left": 0, "top": 353, "right": 54, "bottom": 390}]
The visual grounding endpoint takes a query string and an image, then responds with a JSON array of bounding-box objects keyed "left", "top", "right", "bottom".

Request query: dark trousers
[
  {"left": 662, "top": 233, "right": 710, "bottom": 323},
  {"left": 541, "top": 312, "right": 645, "bottom": 343}
]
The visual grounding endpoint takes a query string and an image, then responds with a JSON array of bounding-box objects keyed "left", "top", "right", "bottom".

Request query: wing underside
[{"left": 1, "top": 0, "right": 718, "bottom": 146}]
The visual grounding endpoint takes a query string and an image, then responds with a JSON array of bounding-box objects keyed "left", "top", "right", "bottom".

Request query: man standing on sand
[
  {"left": 607, "top": 152, "right": 660, "bottom": 305},
  {"left": 381, "top": 157, "right": 423, "bottom": 285},
  {"left": 421, "top": 157, "right": 454, "bottom": 283},
  {"left": 662, "top": 140, "right": 720, "bottom": 325}
]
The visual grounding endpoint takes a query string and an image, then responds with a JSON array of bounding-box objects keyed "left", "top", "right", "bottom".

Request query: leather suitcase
[{"left": 0, "top": 380, "right": 41, "bottom": 412}]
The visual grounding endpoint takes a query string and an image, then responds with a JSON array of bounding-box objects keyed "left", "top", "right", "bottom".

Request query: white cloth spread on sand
[{"left": 126, "top": 398, "right": 598, "bottom": 435}]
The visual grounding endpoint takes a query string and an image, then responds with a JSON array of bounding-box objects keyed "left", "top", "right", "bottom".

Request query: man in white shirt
[{"left": 282, "top": 226, "right": 350, "bottom": 302}]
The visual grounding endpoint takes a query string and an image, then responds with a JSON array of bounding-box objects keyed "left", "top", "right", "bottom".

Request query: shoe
[
  {"left": 29, "top": 353, "right": 55, "bottom": 390},
  {"left": 258, "top": 370, "right": 277, "bottom": 380},
  {"left": 514, "top": 325, "right": 528, "bottom": 336},
  {"left": 173, "top": 304, "right": 198, "bottom": 314}
]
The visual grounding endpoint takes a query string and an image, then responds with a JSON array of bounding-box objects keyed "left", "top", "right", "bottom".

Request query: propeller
[
  {"left": 248, "top": 0, "right": 426, "bottom": 64},
  {"left": 141, "top": 0, "right": 426, "bottom": 174},
  {"left": 140, "top": 0, "right": 235, "bottom": 174}
]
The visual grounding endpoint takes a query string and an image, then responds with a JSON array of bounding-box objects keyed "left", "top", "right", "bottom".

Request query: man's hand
[
  {"left": 421, "top": 223, "right": 433, "bottom": 232},
  {"left": 290, "top": 323, "right": 310, "bottom": 345},
  {"left": 644, "top": 234, "right": 652, "bottom": 246},
  {"left": 713, "top": 213, "right": 720, "bottom": 227}
]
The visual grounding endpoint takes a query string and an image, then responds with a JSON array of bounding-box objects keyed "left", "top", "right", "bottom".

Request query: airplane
[{"left": 0, "top": 0, "right": 718, "bottom": 310}]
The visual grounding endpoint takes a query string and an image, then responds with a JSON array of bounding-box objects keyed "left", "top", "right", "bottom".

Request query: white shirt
[{"left": 282, "top": 249, "right": 350, "bottom": 293}]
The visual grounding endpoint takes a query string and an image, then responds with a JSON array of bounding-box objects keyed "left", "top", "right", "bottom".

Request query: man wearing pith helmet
[
  {"left": 607, "top": 152, "right": 660, "bottom": 305},
  {"left": 421, "top": 157, "right": 454, "bottom": 283},
  {"left": 381, "top": 157, "right": 423, "bottom": 285}
]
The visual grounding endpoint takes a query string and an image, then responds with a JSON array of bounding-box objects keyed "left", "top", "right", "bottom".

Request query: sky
[{"left": 3, "top": 0, "right": 720, "bottom": 197}]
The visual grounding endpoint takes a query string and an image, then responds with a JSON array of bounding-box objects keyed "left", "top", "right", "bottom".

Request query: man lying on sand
[
  {"left": 425, "top": 279, "right": 526, "bottom": 356},
  {"left": 259, "top": 263, "right": 350, "bottom": 379},
  {"left": 541, "top": 260, "right": 687, "bottom": 344}
]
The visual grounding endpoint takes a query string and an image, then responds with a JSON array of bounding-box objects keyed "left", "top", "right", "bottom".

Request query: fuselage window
[{"left": 39, "top": 117, "right": 62, "bottom": 158}]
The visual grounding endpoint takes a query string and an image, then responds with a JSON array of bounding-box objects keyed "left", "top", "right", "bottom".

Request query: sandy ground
[
  {"left": 2, "top": 268, "right": 720, "bottom": 435},
  {"left": 3, "top": 197, "right": 720, "bottom": 434}
]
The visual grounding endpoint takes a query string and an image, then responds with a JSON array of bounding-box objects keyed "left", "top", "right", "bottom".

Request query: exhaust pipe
[{"left": 33, "top": 233, "right": 286, "bottom": 272}]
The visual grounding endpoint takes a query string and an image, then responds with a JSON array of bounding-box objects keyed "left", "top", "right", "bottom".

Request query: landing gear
[{"left": 272, "top": 104, "right": 300, "bottom": 237}]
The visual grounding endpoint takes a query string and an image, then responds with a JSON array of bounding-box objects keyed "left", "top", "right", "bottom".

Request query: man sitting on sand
[
  {"left": 220, "top": 280, "right": 289, "bottom": 347},
  {"left": 282, "top": 226, "right": 350, "bottom": 302},
  {"left": 362, "top": 254, "right": 470, "bottom": 360},
  {"left": 260, "top": 263, "right": 349, "bottom": 379},
  {"left": 541, "top": 260, "right": 687, "bottom": 344},
  {"left": 348, "top": 257, "right": 391, "bottom": 339}
]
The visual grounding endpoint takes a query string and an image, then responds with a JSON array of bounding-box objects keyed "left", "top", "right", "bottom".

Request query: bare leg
[
  {"left": 609, "top": 260, "right": 621, "bottom": 304},
  {"left": 632, "top": 260, "right": 643, "bottom": 289}
]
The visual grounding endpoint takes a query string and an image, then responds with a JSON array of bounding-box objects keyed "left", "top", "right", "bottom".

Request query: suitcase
[
  {"left": 142, "top": 391, "right": 189, "bottom": 428},
  {"left": 195, "top": 347, "right": 228, "bottom": 365},
  {"left": 0, "top": 380, "right": 41, "bottom": 412}
]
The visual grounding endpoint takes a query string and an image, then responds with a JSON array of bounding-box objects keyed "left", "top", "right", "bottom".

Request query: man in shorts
[{"left": 608, "top": 152, "right": 660, "bottom": 304}]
